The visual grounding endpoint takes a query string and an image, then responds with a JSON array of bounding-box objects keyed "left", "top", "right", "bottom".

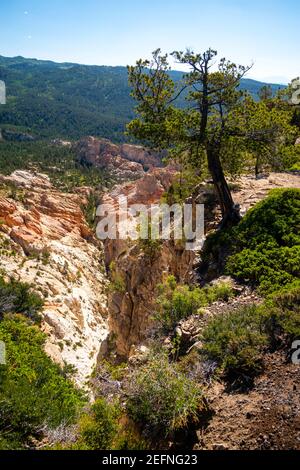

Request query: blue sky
[{"left": 0, "top": 0, "right": 299, "bottom": 83}]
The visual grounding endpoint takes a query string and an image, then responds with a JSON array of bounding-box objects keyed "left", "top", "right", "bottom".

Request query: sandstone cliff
[
  {"left": 75, "top": 137, "right": 163, "bottom": 181},
  {"left": 0, "top": 170, "right": 109, "bottom": 386},
  {"left": 1, "top": 167, "right": 298, "bottom": 384},
  {"left": 99, "top": 167, "right": 196, "bottom": 358}
]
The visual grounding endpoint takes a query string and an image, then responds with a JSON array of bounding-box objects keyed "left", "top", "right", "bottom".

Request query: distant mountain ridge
[{"left": 0, "top": 55, "right": 285, "bottom": 142}]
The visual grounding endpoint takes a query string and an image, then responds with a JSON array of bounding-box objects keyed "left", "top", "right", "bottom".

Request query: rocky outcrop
[
  {"left": 75, "top": 137, "right": 163, "bottom": 180},
  {"left": 232, "top": 172, "right": 300, "bottom": 215},
  {"left": 2, "top": 165, "right": 297, "bottom": 384},
  {"left": 0, "top": 170, "right": 109, "bottom": 386},
  {"left": 98, "top": 167, "right": 196, "bottom": 358},
  {"left": 107, "top": 241, "right": 195, "bottom": 359},
  {"left": 0, "top": 170, "right": 53, "bottom": 190},
  {"left": 120, "top": 143, "right": 163, "bottom": 169}
]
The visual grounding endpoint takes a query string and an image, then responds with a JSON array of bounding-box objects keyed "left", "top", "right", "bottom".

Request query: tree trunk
[
  {"left": 207, "top": 147, "right": 241, "bottom": 227},
  {"left": 255, "top": 154, "right": 260, "bottom": 179}
]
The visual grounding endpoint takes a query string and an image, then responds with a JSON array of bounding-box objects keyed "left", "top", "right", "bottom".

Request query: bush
[
  {"left": 0, "top": 277, "right": 43, "bottom": 323},
  {"left": 0, "top": 315, "right": 84, "bottom": 449},
  {"left": 277, "top": 144, "right": 300, "bottom": 171},
  {"left": 201, "top": 305, "right": 267, "bottom": 381},
  {"left": 263, "top": 283, "right": 300, "bottom": 347},
  {"left": 137, "top": 218, "right": 162, "bottom": 259},
  {"left": 161, "top": 167, "right": 203, "bottom": 205},
  {"left": 228, "top": 189, "right": 300, "bottom": 294},
  {"left": 126, "top": 354, "right": 205, "bottom": 435},
  {"left": 76, "top": 398, "right": 120, "bottom": 450},
  {"left": 226, "top": 245, "right": 300, "bottom": 294},
  {"left": 201, "top": 284, "right": 300, "bottom": 384},
  {"left": 114, "top": 424, "right": 148, "bottom": 450},
  {"left": 138, "top": 237, "right": 162, "bottom": 259},
  {"left": 154, "top": 277, "right": 205, "bottom": 331},
  {"left": 203, "top": 189, "right": 300, "bottom": 294},
  {"left": 203, "top": 281, "right": 234, "bottom": 303},
  {"left": 68, "top": 398, "right": 147, "bottom": 450},
  {"left": 154, "top": 275, "right": 234, "bottom": 331}
]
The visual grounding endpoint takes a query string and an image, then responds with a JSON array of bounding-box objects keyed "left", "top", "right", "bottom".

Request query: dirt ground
[{"left": 196, "top": 351, "right": 300, "bottom": 450}]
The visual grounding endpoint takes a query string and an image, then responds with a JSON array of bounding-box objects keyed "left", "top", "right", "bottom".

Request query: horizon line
[{"left": 0, "top": 54, "right": 288, "bottom": 86}]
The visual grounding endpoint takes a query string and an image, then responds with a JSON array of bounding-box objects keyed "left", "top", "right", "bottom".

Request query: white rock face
[
  {"left": 0, "top": 171, "right": 109, "bottom": 386},
  {"left": 0, "top": 170, "right": 52, "bottom": 189}
]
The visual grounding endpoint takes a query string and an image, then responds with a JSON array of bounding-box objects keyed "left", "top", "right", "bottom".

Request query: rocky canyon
[{"left": 1, "top": 153, "right": 298, "bottom": 387}]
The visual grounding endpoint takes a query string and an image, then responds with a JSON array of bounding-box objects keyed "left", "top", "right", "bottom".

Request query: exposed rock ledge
[
  {"left": 0, "top": 170, "right": 109, "bottom": 386},
  {"left": 75, "top": 136, "right": 164, "bottom": 180}
]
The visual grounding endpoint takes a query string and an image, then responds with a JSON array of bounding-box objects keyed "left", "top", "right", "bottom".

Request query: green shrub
[
  {"left": 263, "top": 283, "right": 300, "bottom": 347},
  {"left": 226, "top": 245, "right": 300, "bottom": 294},
  {"left": 95, "top": 359, "right": 127, "bottom": 382},
  {"left": 137, "top": 218, "right": 162, "bottom": 259},
  {"left": 0, "top": 276, "right": 43, "bottom": 323},
  {"left": 109, "top": 275, "right": 126, "bottom": 294},
  {"left": 0, "top": 315, "right": 84, "bottom": 449},
  {"left": 154, "top": 276, "right": 205, "bottom": 330},
  {"left": 138, "top": 237, "right": 162, "bottom": 259},
  {"left": 201, "top": 284, "right": 300, "bottom": 383},
  {"left": 201, "top": 305, "right": 267, "bottom": 381},
  {"left": 126, "top": 354, "right": 205, "bottom": 435},
  {"left": 64, "top": 399, "right": 147, "bottom": 450},
  {"left": 154, "top": 275, "right": 234, "bottom": 331},
  {"left": 114, "top": 426, "right": 148, "bottom": 450},
  {"left": 75, "top": 398, "right": 120, "bottom": 450},
  {"left": 202, "top": 189, "right": 300, "bottom": 294},
  {"left": 203, "top": 281, "right": 234, "bottom": 303},
  {"left": 161, "top": 166, "right": 203, "bottom": 205},
  {"left": 277, "top": 144, "right": 300, "bottom": 171}
]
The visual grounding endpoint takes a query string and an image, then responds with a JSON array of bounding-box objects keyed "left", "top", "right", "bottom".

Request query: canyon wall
[
  {"left": 0, "top": 170, "right": 109, "bottom": 386},
  {"left": 99, "top": 167, "right": 196, "bottom": 358},
  {"left": 75, "top": 137, "right": 164, "bottom": 181}
]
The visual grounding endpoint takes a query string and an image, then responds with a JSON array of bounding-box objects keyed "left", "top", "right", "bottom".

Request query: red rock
[
  {"left": 75, "top": 136, "right": 163, "bottom": 180},
  {"left": 0, "top": 171, "right": 93, "bottom": 253}
]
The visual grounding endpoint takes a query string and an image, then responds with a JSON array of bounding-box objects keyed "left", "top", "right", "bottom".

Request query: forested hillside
[{"left": 0, "top": 55, "right": 284, "bottom": 142}]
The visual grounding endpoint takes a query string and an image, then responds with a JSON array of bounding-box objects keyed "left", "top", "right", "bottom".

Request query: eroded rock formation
[
  {"left": 99, "top": 167, "right": 196, "bottom": 358},
  {"left": 0, "top": 170, "right": 109, "bottom": 386},
  {"left": 2, "top": 166, "right": 298, "bottom": 383},
  {"left": 75, "top": 137, "right": 163, "bottom": 180}
]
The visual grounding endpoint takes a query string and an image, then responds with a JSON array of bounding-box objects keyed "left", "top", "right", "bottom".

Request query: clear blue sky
[{"left": 0, "top": 0, "right": 299, "bottom": 83}]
